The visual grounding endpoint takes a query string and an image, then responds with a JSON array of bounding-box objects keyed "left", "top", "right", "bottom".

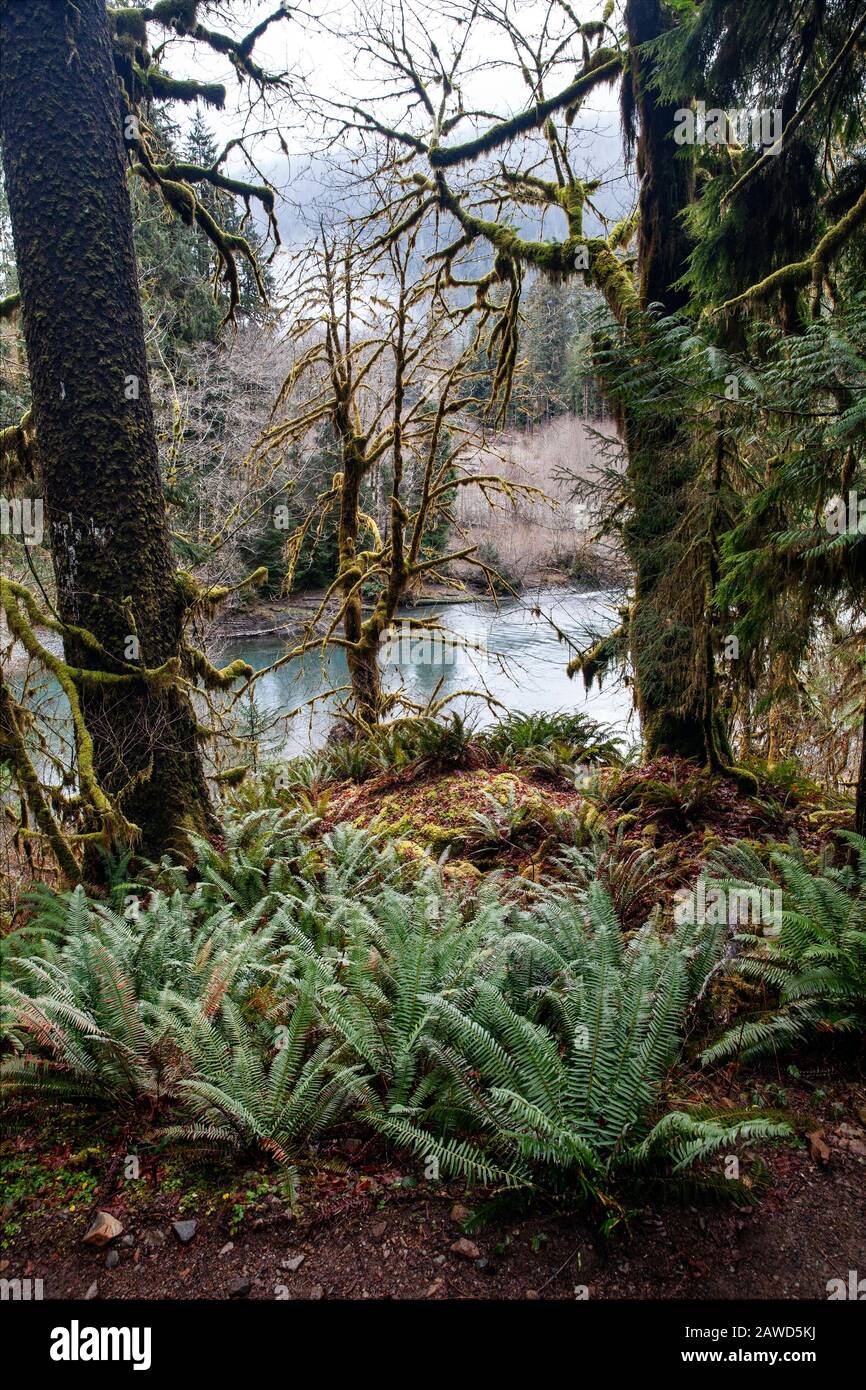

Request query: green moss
[
  {"left": 427, "top": 50, "right": 621, "bottom": 168},
  {"left": 441, "top": 859, "right": 483, "bottom": 885},
  {"left": 139, "top": 66, "right": 225, "bottom": 108},
  {"left": 110, "top": 8, "right": 149, "bottom": 44},
  {"left": 214, "top": 764, "right": 249, "bottom": 786},
  {"left": 0, "top": 1152, "right": 100, "bottom": 1248},
  {"left": 361, "top": 770, "right": 547, "bottom": 853},
  {"left": 0, "top": 290, "right": 21, "bottom": 319}
]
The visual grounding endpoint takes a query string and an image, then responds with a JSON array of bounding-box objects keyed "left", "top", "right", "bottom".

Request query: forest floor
[
  {"left": 2, "top": 755, "right": 862, "bottom": 1302},
  {"left": 2, "top": 1057, "right": 864, "bottom": 1301},
  {"left": 318, "top": 753, "right": 843, "bottom": 904}
]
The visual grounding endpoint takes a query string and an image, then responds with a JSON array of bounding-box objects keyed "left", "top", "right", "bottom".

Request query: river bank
[{"left": 209, "top": 585, "right": 633, "bottom": 758}]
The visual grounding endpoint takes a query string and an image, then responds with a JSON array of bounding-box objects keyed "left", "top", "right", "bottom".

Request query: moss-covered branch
[
  {"left": 141, "top": 159, "right": 275, "bottom": 216},
  {"left": 567, "top": 623, "right": 629, "bottom": 689},
  {"left": 175, "top": 565, "right": 268, "bottom": 619},
  {"left": 715, "top": 184, "right": 866, "bottom": 315},
  {"left": 119, "top": 1, "right": 290, "bottom": 88},
  {"left": 720, "top": 13, "right": 866, "bottom": 211},
  {"left": 2, "top": 577, "right": 170, "bottom": 682},
  {"left": 133, "top": 160, "right": 268, "bottom": 324},
  {"left": 0, "top": 579, "right": 137, "bottom": 841},
  {"left": 184, "top": 647, "right": 254, "bottom": 691},
  {"left": 427, "top": 50, "right": 622, "bottom": 167},
  {"left": 0, "top": 677, "right": 82, "bottom": 883},
  {"left": 135, "top": 65, "right": 225, "bottom": 107},
  {"left": 0, "top": 407, "right": 35, "bottom": 487}
]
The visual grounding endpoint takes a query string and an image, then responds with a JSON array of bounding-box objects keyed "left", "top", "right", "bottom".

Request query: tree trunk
[
  {"left": 856, "top": 701, "right": 866, "bottom": 838},
  {"left": 339, "top": 455, "right": 381, "bottom": 727},
  {"left": 1, "top": 0, "right": 216, "bottom": 857},
  {"left": 623, "top": 0, "right": 707, "bottom": 761}
]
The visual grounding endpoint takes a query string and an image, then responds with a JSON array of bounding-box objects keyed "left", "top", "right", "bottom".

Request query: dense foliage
[{"left": 4, "top": 803, "right": 815, "bottom": 1208}]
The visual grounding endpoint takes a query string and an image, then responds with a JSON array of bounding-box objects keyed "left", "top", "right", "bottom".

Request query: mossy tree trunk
[
  {"left": 622, "top": 0, "right": 707, "bottom": 762},
  {"left": 856, "top": 703, "right": 866, "bottom": 838},
  {"left": 0, "top": 0, "right": 216, "bottom": 856},
  {"left": 339, "top": 447, "right": 382, "bottom": 728}
]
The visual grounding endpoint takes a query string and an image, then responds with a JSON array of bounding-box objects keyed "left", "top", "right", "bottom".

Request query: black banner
[{"left": 2, "top": 1296, "right": 861, "bottom": 1376}]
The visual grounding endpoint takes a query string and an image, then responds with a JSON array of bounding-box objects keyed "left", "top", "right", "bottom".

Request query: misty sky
[{"left": 162, "top": 1, "right": 631, "bottom": 255}]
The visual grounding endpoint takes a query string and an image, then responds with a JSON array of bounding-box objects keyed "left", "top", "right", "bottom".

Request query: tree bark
[
  {"left": 339, "top": 452, "right": 382, "bottom": 727},
  {"left": 856, "top": 701, "right": 866, "bottom": 838},
  {"left": 1, "top": 0, "right": 216, "bottom": 856},
  {"left": 623, "top": 0, "right": 707, "bottom": 761}
]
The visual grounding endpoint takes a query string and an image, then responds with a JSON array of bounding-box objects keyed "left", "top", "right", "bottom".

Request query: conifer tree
[{"left": 0, "top": 0, "right": 287, "bottom": 863}]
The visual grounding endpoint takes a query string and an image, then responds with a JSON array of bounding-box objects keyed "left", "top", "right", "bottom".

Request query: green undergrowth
[{"left": 1, "top": 722, "right": 861, "bottom": 1222}]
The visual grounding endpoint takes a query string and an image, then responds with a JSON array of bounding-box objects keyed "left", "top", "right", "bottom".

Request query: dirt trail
[{"left": 3, "top": 1068, "right": 863, "bottom": 1302}]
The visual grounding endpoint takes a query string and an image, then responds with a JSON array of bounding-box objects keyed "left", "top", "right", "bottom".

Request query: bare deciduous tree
[{"left": 251, "top": 211, "right": 539, "bottom": 729}]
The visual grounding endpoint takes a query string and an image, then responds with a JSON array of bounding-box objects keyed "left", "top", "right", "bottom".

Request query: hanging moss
[
  {"left": 184, "top": 648, "right": 253, "bottom": 691},
  {"left": 428, "top": 50, "right": 621, "bottom": 167},
  {"left": 109, "top": 8, "right": 149, "bottom": 44},
  {"left": 213, "top": 764, "right": 248, "bottom": 786},
  {"left": 567, "top": 623, "right": 629, "bottom": 689},
  {"left": 138, "top": 66, "right": 225, "bottom": 107},
  {"left": 0, "top": 677, "right": 82, "bottom": 883},
  {"left": 0, "top": 407, "right": 35, "bottom": 486},
  {"left": 149, "top": 0, "right": 200, "bottom": 27}
]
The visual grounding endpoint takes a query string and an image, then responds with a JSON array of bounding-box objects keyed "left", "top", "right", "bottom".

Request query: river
[{"left": 212, "top": 586, "right": 634, "bottom": 759}]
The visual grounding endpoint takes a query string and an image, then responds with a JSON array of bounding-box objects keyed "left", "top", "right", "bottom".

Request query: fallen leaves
[{"left": 807, "top": 1131, "right": 831, "bottom": 1165}]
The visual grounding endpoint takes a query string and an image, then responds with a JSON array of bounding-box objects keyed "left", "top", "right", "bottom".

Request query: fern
[
  {"left": 159, "top": 984, "right": 368, "bottom": 1163},
  {"left": 3, "top": 815, "right": 795, "bottom": 1207},
  {"left": 702, "top": 834, "right": 866, "bottom": 1063},
  {"left": 363, "top": 885, "right": 787, "bottom": 1197}
]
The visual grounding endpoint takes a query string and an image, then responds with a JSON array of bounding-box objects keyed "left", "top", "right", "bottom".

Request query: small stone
[
  {"left": 120, "top": 1235, "right": 135, "bottom": 1248},
  {"left": 281, "top": 1254, "right": 306, "bottom": 1272},
  {"left": 433, "top": 1254, "right": 446, "bottom": 1266},
  {"left": 82, "top": 1212, "right": 124, "bottom": 1248},
  {"left": 172, "top": 1219, "right": 197, "bottom": 1244},
  {"left": 474, "top": 1258, "right": 493, "bottom": 1274},
  {"left": 85, "top": 1281, "right": 99, "bottom": 1300},
  {"left": 450, "top": 1237, "right": 480, "bottom": 1261},
  {"left": 310, "top": 1284, "right": 324, "bottom": 1300},
  {"left": 104, "top": 1250, "right": 120, "bottom": 1270},
  {"left": 228, "top": 1278, "right": 251, "bottom": 1299},
  {"left": 219, "top": 1242, "right": 235, "bottom": 1257},
  {"left": 834, "top": 1125, "right": 866, "bottom": 1157}
]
